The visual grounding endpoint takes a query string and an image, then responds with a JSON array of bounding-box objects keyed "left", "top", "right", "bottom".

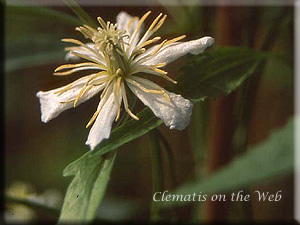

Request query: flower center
[{"left": 93, "top": 21, "right": 131, "bottom": 78}]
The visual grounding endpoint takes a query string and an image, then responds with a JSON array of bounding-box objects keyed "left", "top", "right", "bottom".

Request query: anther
[
  {"left": 97, "top": 16, "right": 107, "bottom": 29},
  {"left": 116, "top": 68, "right": 123, "bottom": 76}
]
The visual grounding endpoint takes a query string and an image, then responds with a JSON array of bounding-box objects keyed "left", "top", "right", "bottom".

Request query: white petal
[
  {"left": 85, "top": 92, "right": 120, "bottom": 150},
  {"left": 137, "top": 36, "right": 214, "bottom": 66},
  {"left": 127, "top": 77, "right": 193, "bottom": 130},
  {"left": 117, "top": 11, "right": 138, "bottom": 34},
  {"left": 65, "top": 43, "right": 105, "bottom": 65},
  {"left": 36, "top": 75, "right": 106, "bottom": 123},
  {"left": 116, "top": 11, "right": 141, "bottom": 51}
]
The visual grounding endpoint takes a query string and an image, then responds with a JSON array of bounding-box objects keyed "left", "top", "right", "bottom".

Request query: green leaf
[
  {"left": 158, "top": 117, "right": 294, "bottom": 208},
  {"left": 59, "top": 46, "right": 264, "bottom": 222},
  {"left": 5, "top": 6, "right": 81, "bottom": 72},
  {"left": 63, "top": 0, "right": 98, "bottom": 28},
  {"left": 58, "top": 150, "right": 116, "bottom": 223},
  {"left": 168, "top": 47, "right": 262, "bottom": 101},
  {"left": 5, "top": 6, "right": 81, "bottom": 26},
  {"left": 5, "top": 50, "right": 65, "bottom": 73}
]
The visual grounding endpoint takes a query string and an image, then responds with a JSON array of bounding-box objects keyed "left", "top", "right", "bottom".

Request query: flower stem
[
  {"left": 155, "top": 129, "right": 177, "bottom": 188},
  {"left": 148, "top": 129, "right": 164, "bottom": 221}
]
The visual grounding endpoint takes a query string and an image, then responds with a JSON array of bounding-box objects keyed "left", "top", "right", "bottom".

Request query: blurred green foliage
[{"left": 159, "top": 117, "right": 294, "bottom": 208}]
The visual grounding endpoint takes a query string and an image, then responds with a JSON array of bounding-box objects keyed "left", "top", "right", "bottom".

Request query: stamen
[
  {"left": 97, "top": 16, "right": 107, "bottom": 29},
  {"left": 62, "top": 38, "right": 103, "bottom": 59},
  {"left": 80, "top": 85, "right": 93, "bottom": 97},
  {"left": 130, "top": 48, "right": 146, "bottom": 59},
  {"left": 148, "top": 13, "right": 163, "bottom": 32},
  {"left": 132, "top": 76, "right": 171, "bottom": 101},
  {"left": 75, "top": 25, "right": 98, "bottom": 40},
  {"left": 151, "top": 67, "right": 168, "bottom": 75},
  {"left": 114, "top": 77, "right": 122, "bottom": 121},
  {"left": 54, "top": 84, "right": 74, "bottom": 95},
  {"left": 54, "top": 66, "right": 103, "bottom": 76},
  {"left": 86, "top": 109, "right": 100, "bottom": 128},
  {"left": 160, "top": 74, "right": 177, "bottom": 84},
  {"left": 73, "top": 85, "right": 88, "bottom": 107},
  {"left": 132, "top": 11, "right": 151, "bottom": 38},
  {"left": 127, "top": 11, "right": 151, "bottom": 54},
  {"left": 151, "top": 39, "right": 168, "bottom": 55},
  {"left": 73, "top": 73, "right": 103, "bottom": 107},
  {"left": 90, "top": 74, "right": 110, "bottom": 86},
  {"left": 59, "top": 97, "right": 76, "bottom": 104},
  {"left": 55, "top": 72, "right": 107, "bottom": 96},
  {"left": 86, "top": 84, "right": 113, "bottom": 128},
  {"left": 163, "top": 93, "right": 171, "bottom": 102},
  {"left": 107, "top": 21, "right": 111, "bottom": 30},
  {"left": 139, "top": 36, "right": 161, "bottom": 48},
  {"left": 100, "top": 78, "right": 114, "bottom": 99},
  {"left": 154, "top": 62, "right": 166, "bottom": 68},
  {"left": 83, "top": 25, "right": 97, "bottom": 33},
  {"left": 152, "top": 14, "right": 167, "bottom": 33},
  {"left": 165, "top": 35, "right": 186, "bottom": 45},
  {"left": 116, "top": 48, "right": 125, "bottom": 57},
  {"left": 116, "top": 68, "right": 123, "bottom": 76},
  {"left": 126, "top": 78, "right": 164, "bottom": 94},
  {"left": 137, "top": 13, "right": 162, "bottom": 47},
  {"left": 70, "top": 51, "right": 106, "bottom": 67},
  {"left": 128, "top": 64, "right": 176, "bottom": 85},
  {"left": 76, "top": 27, "right": 94, "bottom": 39},
  {"left": 121, "top": 82, "right": 139, "bottom": 120},
  {"left": 54, "top": 62, "right": 102, "bottom": 72}
]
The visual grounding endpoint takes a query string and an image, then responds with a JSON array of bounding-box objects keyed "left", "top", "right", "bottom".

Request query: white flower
[{"left": 37, "top": 11, "right": 214, "bottom": 150}]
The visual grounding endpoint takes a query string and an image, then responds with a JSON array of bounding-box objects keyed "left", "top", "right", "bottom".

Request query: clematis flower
[{"left": 36, "top": 11, "right": 214, "bottom": 150}]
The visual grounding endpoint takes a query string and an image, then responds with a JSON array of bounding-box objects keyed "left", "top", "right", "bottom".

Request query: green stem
[
  {"left": 155, "top": 129, "right": 177, "bottom": 188},
  {"left": 149, "top": 129, "right": 164, "bottom": 221}
]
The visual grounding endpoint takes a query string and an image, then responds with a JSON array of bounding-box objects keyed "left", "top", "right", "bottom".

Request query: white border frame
[
  {"left": 295, "top": 0, "right": 299, "bottom": 223},
  {"left": 5, "top": 0, "right": 299, "bottom": 221}
]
